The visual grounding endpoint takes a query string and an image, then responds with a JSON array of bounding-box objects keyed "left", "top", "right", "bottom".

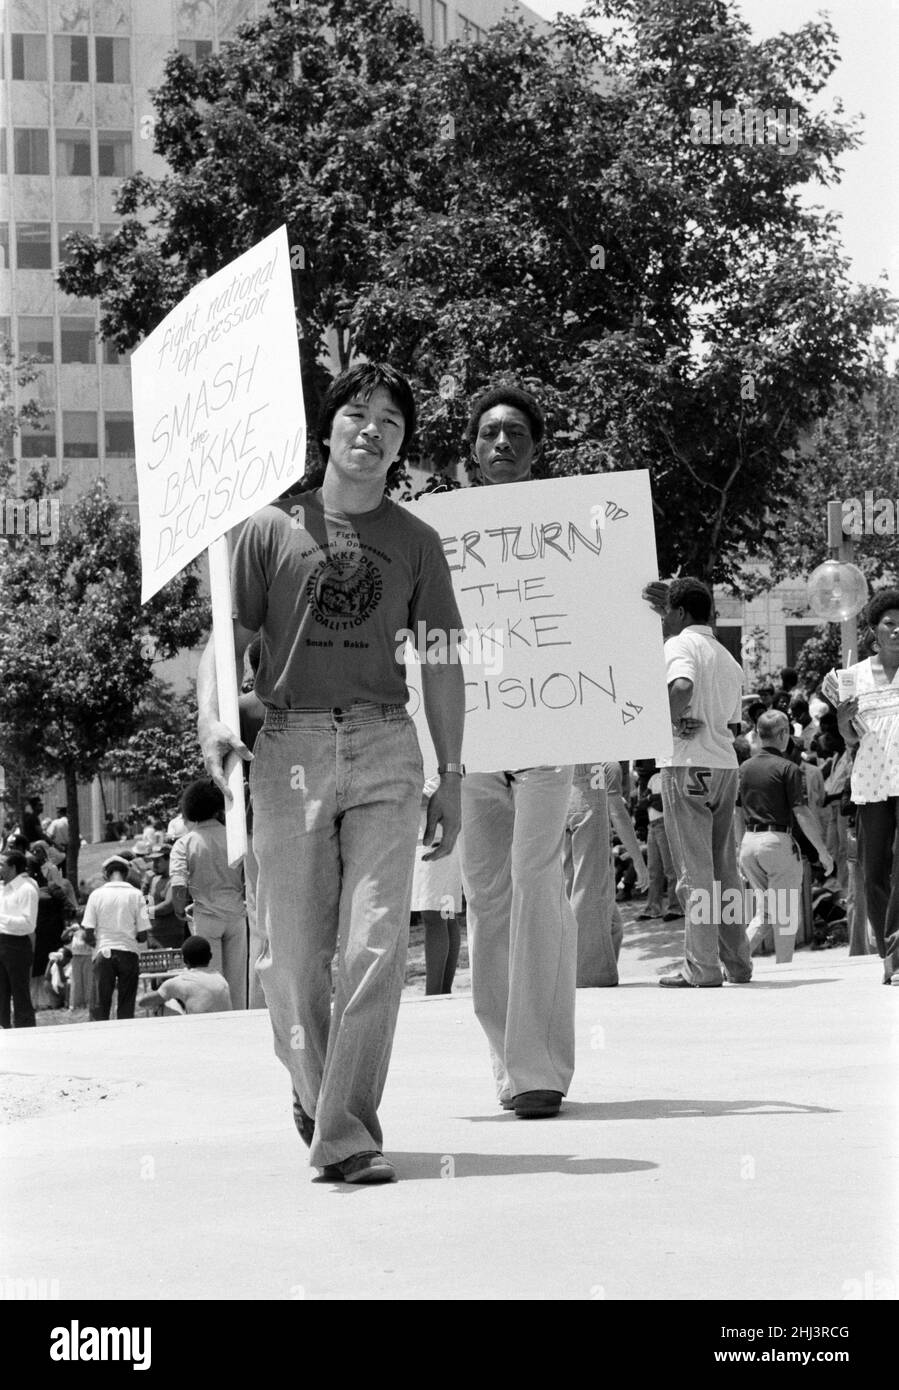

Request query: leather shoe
[
  {"left": 513, "top": 1090, "right": 562, "bottom": 1118},
  {"left": 337, "top": 1151, "right": 397, "bottom": 1184},
  {"left": 659, "top": 973, "right": 693, "bottom": 988}
]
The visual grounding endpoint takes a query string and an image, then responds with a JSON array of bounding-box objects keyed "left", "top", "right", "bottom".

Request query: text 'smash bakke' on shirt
[{"left": 231, "top": 489, "right": 464, "bottom": 708}]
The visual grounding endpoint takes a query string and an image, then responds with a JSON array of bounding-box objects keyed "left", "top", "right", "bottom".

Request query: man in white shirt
[
  {"left": 653, "top": 578, "right": 753, "bottom": 988},
  {"left": 0, "top": 850, "right": 39, "bottom": 1028},
  {"left": 83, "top": 855, "right": 150, "bottom": 1020}
]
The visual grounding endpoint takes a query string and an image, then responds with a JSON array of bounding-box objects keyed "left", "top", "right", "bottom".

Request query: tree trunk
[{"left": 64, "top": 765, "right": 80, "bottom": 886}]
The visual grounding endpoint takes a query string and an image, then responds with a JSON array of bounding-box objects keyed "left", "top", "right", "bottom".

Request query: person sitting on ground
[{"left": 138, "top": 934, "right": 232, "bottom": 1016}]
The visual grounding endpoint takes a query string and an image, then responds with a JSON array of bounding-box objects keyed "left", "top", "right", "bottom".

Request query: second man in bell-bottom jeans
[{"left": 461, "top": 766, "right": 578, "bottom": 1103}]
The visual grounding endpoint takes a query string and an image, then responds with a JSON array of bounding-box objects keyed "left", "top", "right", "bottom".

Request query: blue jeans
[{"left": 251, "top": 704, "right": 423, "bottom": 1167}]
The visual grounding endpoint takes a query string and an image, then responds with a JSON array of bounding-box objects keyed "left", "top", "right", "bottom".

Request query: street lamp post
[{"left": 826, "top": 500, "right": 857, "bottom": 666}]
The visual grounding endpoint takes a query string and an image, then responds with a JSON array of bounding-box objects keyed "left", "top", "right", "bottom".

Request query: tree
[
  {"left": 0, "top": 483, "right": 209, "bottom": 881},
  {"left": 59, "top": 0, "right": 896, "bottom": 585},
  {"left": 794, "top": 624, "right": 841, "bottom": 699},
  {"left": 750, "top": 367, "right": 899, "bottom": 591},
  {"left": 103, "top": 680, "right": 206, "bottom": 827}
]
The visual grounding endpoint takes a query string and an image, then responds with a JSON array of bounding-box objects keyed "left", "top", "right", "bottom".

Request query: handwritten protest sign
[
  {"left": 403, "top": 472, "right": 672, "bottom": 772},
  {"left": 132, "top": 225, "right": 305, "bottom": 602}
]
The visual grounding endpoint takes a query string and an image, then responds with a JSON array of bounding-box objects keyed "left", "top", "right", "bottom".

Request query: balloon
[{"left": 807, "top": 560, "right": 869, "bottom": 622}]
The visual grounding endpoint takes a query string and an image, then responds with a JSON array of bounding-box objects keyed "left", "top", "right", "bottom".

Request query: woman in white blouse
[{"left": 833, "top": 587, "right": 899, "bottom": 984}]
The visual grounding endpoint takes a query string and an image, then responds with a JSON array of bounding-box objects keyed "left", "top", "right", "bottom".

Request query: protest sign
[
  {"left": 402, "top": 472, "right": 673, "bottom": 772},
  {"left": 132, "top": 225, "right": 305, "bottom": 603}
]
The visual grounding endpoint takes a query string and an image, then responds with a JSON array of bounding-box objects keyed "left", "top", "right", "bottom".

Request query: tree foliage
[
  {"left": 58, "top": 0, "right": 897, "bottom": 584},
  {"left": 102, "top": 680, "right": 206, "bottom": 826},
  {"left": 0, "top": 482, "right": 209, "bottom": 878}
]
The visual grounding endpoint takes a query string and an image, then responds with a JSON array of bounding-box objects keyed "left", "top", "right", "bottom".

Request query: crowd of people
[{"left": 1, "top": 364, "right": 895, "bottom": 1190}]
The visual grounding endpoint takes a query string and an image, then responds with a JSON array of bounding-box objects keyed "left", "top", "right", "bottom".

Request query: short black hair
[
  {"left": 5, "top": 832, "right": 30, "bottom": 854},
  {"left": 668, "top": 577, "right": 713, "bottom": 625},
  {"left": 181, "top": 777, "right": 225, "bottom": 823},
  {"left": 316, "top": 362, "right": 416, "bottom": 475},
  {"left": 466, "top": 385, "right": 546, "bottom": 450},
  {"left": 1, "top": 850, "right": 27, "bottom": 875},
  {"left": 746, "top": 701, "right": 766, "bottom": 724},
  {"left": 182, "top": 935, "right": 212, "bottom": 967},
  {"left": 866, "top": 587, "right": 899, "bottom": 630}
]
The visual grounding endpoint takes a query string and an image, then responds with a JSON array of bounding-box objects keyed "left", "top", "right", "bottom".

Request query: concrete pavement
[{"left": 1, "top": 948, "right": 896, "bottom": 1301}]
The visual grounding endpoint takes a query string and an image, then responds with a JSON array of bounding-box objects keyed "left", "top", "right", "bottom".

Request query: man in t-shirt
[
  {"left": 738, "top": 710, "right": 834, "bottom": 962},
  {"left": 650, "top": 577, "right": 754, "bottom": 987},
  {"left": 138, "top": 934, "right": 232, "bottom": 1015},
  {"left": 82, "top": 855, "right": 150, "bottom": 1020},
  {"left": 197, "top": 363, "right": 465, "bottom": 1185}
]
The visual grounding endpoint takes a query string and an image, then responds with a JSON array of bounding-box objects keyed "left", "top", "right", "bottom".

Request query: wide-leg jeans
[{"left": 251, "top": 704, "right": 423, "bottom": 1168}]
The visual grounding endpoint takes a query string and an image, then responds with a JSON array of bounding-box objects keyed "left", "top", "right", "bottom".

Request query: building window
[
  {"left": 56, "top": 129, "right": 92, "bottom": 175},
  {"left": 54, "top": 34, "right": 90, "bottom": 83},
  {"left": 16, "top": 223, "right": 53, "bottom": 270},
  {"left": 717, "top": 626, "right": 743, "bottom": 665},
  {"left": 178, "top": 39, "right": 213, "bottom": 63},
  {"left": 63, "top": 411, "right": 99, "bottom": 458},
  {"left": 18, "top": 317, "right": 54, "bottom": 361},
  {"left": 786, "top": 625, "right": 818, "bottom": 668},
  {"left": 104, "top": 412, "right": 134, "bottom": 457},
  {"left": 12, "top": 34, "right": 48, "bottom": 81},
  {"left": 99, "top": 223, "right": 119, "bottom": 243},
  {"left": 0, "top": 225, "right": 8, "bottom": 270},
  {"left": 0, "top": 318, "right": 11, "bottom": 346},
  {"left": 95, "top": 36, "right": 130, "bottom": 83},
  {"left": 21, "top": 419, "right": 57, "bottom": 459},
  {"left": 61, "top": 317, "right": 99, "bottom": 364},
  {"left": 102, "top": 338, "right": 129, "bottom": 366},
  {"left": 14, "top": 128, "right": 50, "bottom": 174},
  {"left": 97, "top": 131, "right": 133, "bottom": 177},
  {"left": 0, "top": 129, "right": 6, "bottom": 175},
  {"left": 58, "top": 222, "right": 94, "bottom": 265}
]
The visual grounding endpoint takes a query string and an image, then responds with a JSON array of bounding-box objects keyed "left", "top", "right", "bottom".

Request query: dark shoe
[
  {"left": 292, "top": 1090, "right": 314, "bottom": 1148},
  {"left": 337, "top": 1151, "right": 397, "bottom": 1184},
  {"left": 659, "top": 973, "right": 693, "bottom": 988},
  {"left": 318, "top": 1163, "right": 344, "bottom": 1181},
  {"left": 662, "top": 911, "right": 683, "bottom": 921},
  {"left": 500, "top": 1097, "right": 516, "bottom": 1111},
  {"left": 636, "top": 911, "right": 660, "bottom": 920},
  {"left": 513, "top": 1090, "right": 562, "bottom": 1118}
]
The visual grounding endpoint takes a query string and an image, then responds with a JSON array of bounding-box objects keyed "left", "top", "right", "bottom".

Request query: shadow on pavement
[
  {"left": 316, "top": 1153, "right": 660, "bottom": 1184},
  {"left": 464, "top": 1096, "right": 835, "bottom": 1122}
]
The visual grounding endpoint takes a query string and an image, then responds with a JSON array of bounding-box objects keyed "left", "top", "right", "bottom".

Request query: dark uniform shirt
[{"left": 738, "top": 748, "right": 807, "bottom": 827}]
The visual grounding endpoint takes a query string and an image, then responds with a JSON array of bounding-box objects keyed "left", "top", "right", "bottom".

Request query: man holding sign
[{"left": 198, "top": 364, "right": 465, "bottom": 1185}]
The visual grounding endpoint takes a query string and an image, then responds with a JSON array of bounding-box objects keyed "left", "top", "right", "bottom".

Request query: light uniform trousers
[
  {"left": 244, "top": 836, "right": 267, "bottom": 1009},
  {"left": 252, "top": 705, "right": 422, "bottom": 1169},
  {"left": 461, "top": 766, "right": 577, "bottom": 1102},
  {"left": 738, "top": 830, "right": 803, "bottom": 963},
  {"left": 646, "top": 818, "right": 676, "bottom": 917},
  {"left": 660, "top": 766, "right": 753, "bottom": 986},
  {"left": 563, "top": 769, "right": 622, "bottom": 986},
  {"left": 192, "top": 909, "right": 248, "bottom": 1010}
]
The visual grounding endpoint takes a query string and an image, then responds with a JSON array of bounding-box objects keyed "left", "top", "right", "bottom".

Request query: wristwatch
[{"left": 438, "top": 762, "right": 466, "bottom": 777}]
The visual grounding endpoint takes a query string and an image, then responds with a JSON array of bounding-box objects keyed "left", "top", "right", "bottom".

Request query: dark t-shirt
[
  {"left": 231, "top": 489, "right": 463, "bottom": 708},
  {"left": 738, "top": 749, "right": 807, "bottom": 826}
]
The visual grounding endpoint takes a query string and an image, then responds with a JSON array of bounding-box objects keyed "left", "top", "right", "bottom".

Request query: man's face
[
  {"left": 662, "top": 606, "right": 689, "bottom": 639},
  {"left": 0, "top": 857, "right": 18, "bottom": 883},
  {"left": 472, "top": 405, "right": 540, "bottom": 485},
  {"left": 323, "top": 386, "right": 406, "bottom": 485},
  {"left": 759, "top": 688, "right": 775, "bottom": 708},
  {"left": 875, "top": 608, "right": 899, "bottom": 657}
]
